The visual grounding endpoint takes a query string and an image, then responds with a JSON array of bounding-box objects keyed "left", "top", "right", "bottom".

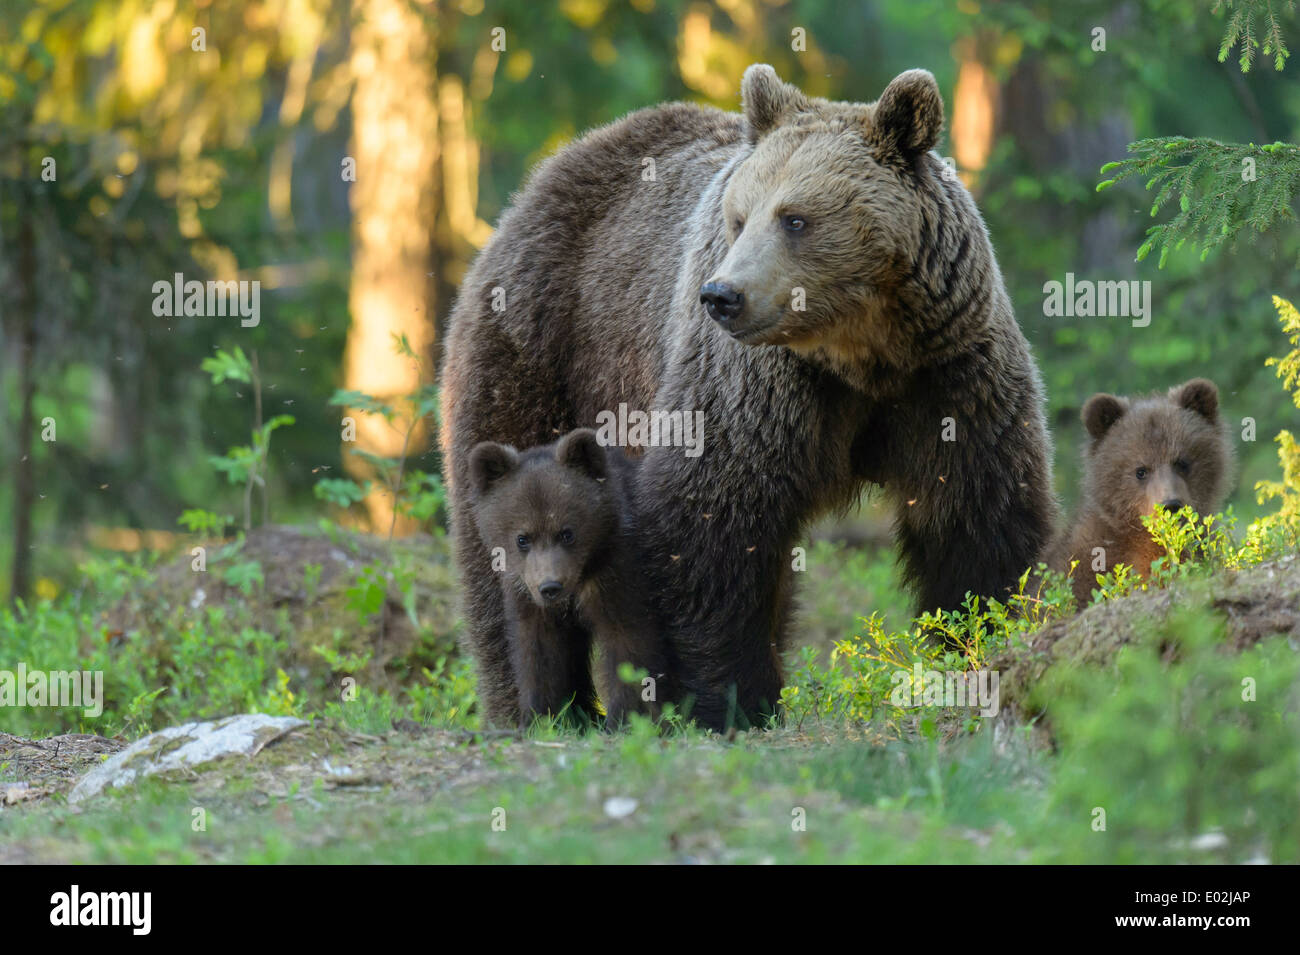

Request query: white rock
[
  {"left": 68, "top": 713, "right": 306, "bottom": 803},
  {"left": 1188, "top": 830, "right": 1228, "bottom": 850},
  {"left": 603, "top": 796, "right": 638, "bottom": 819}
]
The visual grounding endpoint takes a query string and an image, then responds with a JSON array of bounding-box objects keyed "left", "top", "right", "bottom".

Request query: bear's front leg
[
  {"left": 450, "top": 505, "right": 520, "bottom": 726},
  {"left": 889, "top": 374, "right": 1055, "bottom": 617},
  {"left": 505, "top": 591, "right": 597, "bottom": 728},
  {"left": 593, "top": 614, "right": 670, "bottom": 727},
  {"left": 632, "top": 424, "right": 797, "bottom": 732}
]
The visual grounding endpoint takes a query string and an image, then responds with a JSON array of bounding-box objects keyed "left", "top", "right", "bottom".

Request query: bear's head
[
  {"left": 701, "top": 64, "right": 949, "bottom": 372},
  {"left": 468, "top": 429, "right": 622, "bottom": 608},
  {"left": 1079, "top": 378, "right": 1232, "bottom": 530}
]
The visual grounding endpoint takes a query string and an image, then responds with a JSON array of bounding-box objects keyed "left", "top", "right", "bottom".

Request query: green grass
[{"left": 1, "top": 721, "right": 1043, "bottom": 863}]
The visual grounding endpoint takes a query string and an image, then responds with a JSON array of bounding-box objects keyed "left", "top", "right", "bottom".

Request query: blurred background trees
[{"left": 1, "top": 0, "right": 1296, "bottom": 603}]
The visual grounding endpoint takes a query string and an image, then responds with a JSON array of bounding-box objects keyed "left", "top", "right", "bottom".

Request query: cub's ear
[
  {"left": 1082, "top": 393, "right": 1126, "bottom": 441},
  {"left": 468, "top": 441, "right": 519, "bottom": 496},
  {"left": 1171, "top": 378, "right": 1219, "bottom": 422},
  {"left": 872, "top": 69, "right": 944, "bottom": 156},
  {"left": 742, "top": 64, "right": 811, "bottom": 141},
  {"left": 556, "top": 428, "right": 607, "bottom": 481}
]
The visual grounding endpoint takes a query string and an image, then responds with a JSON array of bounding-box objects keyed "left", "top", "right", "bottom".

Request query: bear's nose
[
  {"left": 699, "top": 281, "right": 745, "bottom": 324},
  {"left": 539, "top": 580, "right": 564, "bottom": 601},
  {"left": 1161, "top": 498, "right": 1184, "bottom": 511}
]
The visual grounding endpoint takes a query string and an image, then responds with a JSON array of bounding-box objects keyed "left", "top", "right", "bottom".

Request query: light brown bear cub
[
  {"left": 1048, "top": 378, "right": 1233, "bottom": 607},
  {"left": 467, "top": 428, "right": 669, "bottom": 728}
]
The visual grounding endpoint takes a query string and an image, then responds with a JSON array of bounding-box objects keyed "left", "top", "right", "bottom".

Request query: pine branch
[
  {"left": 1213, "top": 0, "right": 1296, "bottom": 71},
  {"left": 1097, "top": 136, "right": 1300, "bottom": 266}
]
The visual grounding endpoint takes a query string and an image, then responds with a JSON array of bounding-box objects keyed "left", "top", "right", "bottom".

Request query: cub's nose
[
  {"left": 1161, "top": 498, "right": 1184, "bottom": 511},
  {"left": 699, "top": 281, "right": 745, "bottom": 324},
  {"left": 538, "top": 580, "right": 564, "bottom": 601}
]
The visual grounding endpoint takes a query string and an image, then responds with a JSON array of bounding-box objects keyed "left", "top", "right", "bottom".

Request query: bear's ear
[
  {"left": 468, "top": 441, "right": 519, "bottom": 496},
  {"left": 1171, "top": 378, "right": 1219, "bottom": 422},
  {"left": 556, "top": 428, "right": 607, "bottom": 481},
  {"left": 741, "top": 64, "right": 811, "bottom": 141},
  {"left": 872, "top": 69, "right": 944, "bottom": 156},
  {"left": 1082, "top": 393, "right": 1126, "bottom": 441}
]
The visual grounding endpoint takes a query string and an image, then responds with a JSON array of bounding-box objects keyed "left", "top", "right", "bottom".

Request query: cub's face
[
  {"left": 468, "top": 430, "right": 618, "bottom": 609},
  {"left": 701, "top": 65, "right": 944, "bottom": 366},
  {"left": 1081, "top": 378, "right": 1231, "bottom": 530}
]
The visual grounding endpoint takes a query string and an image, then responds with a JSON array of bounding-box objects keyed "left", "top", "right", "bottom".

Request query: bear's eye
[
  {"left": 558, "top": 528, "right": 575, "bottom": 546},
  {"left": 1173, "top": 458, "right": 1191, "bottom": 476},
  {"left": 732, "top": 218, "right": 745, "bottom": 235},
  {"left": 1135, "top": 467, "right": 1149, "bottom": 481},
  {"left": 781, "top": 214, "right": 807, "bottom": 234},
  {"left": 516, "top": 534, "right": 530, "bottom": 552}
]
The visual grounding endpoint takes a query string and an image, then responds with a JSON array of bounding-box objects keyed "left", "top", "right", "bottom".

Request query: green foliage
[
  {"left": 397, "top": 470, "right": 448, "bottom": 525},
  {"left": 329, "top": 390, "right": 397, "bottom": 420},
  {"left": 199, "top": 347, "right": 254, "bottom": 386},
  {"left": 1097, "top": 137, "right": 1300, "bottom": 267},
  {"left": 0, "top": 590, "right": 297, "bottom": 738},
  {"left": 311, "top": 640, "right": 372, "bottom": 677},
  {"left": 220, "top": 558, "right": 265, "bottom": 596},
  {"left": 176, "top": 509, "right": 233, "bottom": 537},
  {"left": 261, "top": 667, "right": 298, "bottom": 717},
  {"left": 1083, "top": 501, "right": 1295, "bottom": 605},
  {"left": 324, "top": 334, "right": 443, "bottom": 534},
  {"left": 403, "top": 656, "right": 481, "bottom": 730},
  {"left": 1042, "top": 609, "right": 1300, "bottom": 862},
  {"left": 312, "top": 478, "right": 371, "bottom": 509},
  {"left": 1251, "top": 296, "right": 1300, "bottom": 543},
  {"left": 302, "top": 562, "right": 323, "bottom": 602},
  {"left": 1265, "top": 295, "right": 1300, "bottom": 402},
  {"left": 782, "top": 566, "right": 1076, "bottom": 732},
  {"left": 0, "top": 538, "right": 467, "bottom": 739},
  {"left": 343, "top": 563, "right": 388, "bottom": 622},
  {"left": 209, "top": 416, "right": 296, "bottom": 486},
  {"left": 1214, "top": 0, "right": 1296, "bottom": 71},
  {"left": 1252, "top": 431, "right": 1300, "bottom": 541},
  {"left": 200, "top": 348, "right": 295, "bottom": 531}
]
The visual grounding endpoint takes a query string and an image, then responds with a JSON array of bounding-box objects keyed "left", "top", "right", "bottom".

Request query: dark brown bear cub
[
  {"left": 1047, "top": 378, "right": 1232, "bottom": 607},
  {"left": 467, "top": 428, "right": 667, "bottom": 728}
]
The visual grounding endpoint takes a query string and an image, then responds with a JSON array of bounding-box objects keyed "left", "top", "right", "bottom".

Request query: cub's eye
[
  {"left": 1135, "top": 467, "right": 1149, "bottom": 481},
  {"left": 781, "top": 214, "right": 807, "bottom": 233},
  {"left": 558, "top": 529, "right": 575, "bottom": 546},
  {"left": 516, "top": 534, "right": 530, "bottom": 552},
  {"left": 1173, "top": 458, "right": 1191, "bottom": 476},
  {"left": 732, "top": 218, "right": 745, "bottom": 235}
]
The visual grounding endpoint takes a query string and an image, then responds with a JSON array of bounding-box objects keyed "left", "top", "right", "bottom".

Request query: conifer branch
[
  {"left": 1214, "top": 0, "right": 1296, "bottom": 71},
  {"left": 1097, "top": 136, "right": 1300, "bottom": 266}
]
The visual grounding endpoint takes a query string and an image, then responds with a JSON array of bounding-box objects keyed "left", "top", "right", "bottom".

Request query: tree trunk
[
  {"left": 10, "top": 210, "right": 38, "bottom": 605},
  {"left": 343, "top": 0, "right": 440, "bottom": 534}
]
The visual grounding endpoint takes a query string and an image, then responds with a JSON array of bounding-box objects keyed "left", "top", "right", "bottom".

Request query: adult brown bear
[{"left": 441, "top": 65, "right": 1055, "bottom": 730}]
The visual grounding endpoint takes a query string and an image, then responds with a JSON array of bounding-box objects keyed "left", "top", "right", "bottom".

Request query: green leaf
[
  {"left": 200, "top": 347, "right": 253, "bottom": 385},
  {"left": 314, "top": 478, "right": 371, "bottom": 508},
  {"left": 329, "top": 389, "right": 397, "bottom": 419}
]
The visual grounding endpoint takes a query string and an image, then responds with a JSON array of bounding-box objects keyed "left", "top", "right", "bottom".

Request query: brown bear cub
[
  {"left": 1047, "top": 378, "right": 1232, "bottom": 607},
  {"left": 467, "top": 428, "right": 669, "bottom": 728}
]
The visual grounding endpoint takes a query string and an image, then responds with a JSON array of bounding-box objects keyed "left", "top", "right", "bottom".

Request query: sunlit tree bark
[{"left": 344, "top": 0, "right": 441, "bottom": 533}]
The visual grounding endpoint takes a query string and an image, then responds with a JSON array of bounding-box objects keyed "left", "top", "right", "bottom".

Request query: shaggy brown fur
[
  {"left": 467, "top": 429, "right": 669, "bottom": 727},
  {"left": 1047, "top": 378, "right": 1233, "bottom": 607},
  {"left": 441, "top": 64, "right": 1055, "bottom": 730}
]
